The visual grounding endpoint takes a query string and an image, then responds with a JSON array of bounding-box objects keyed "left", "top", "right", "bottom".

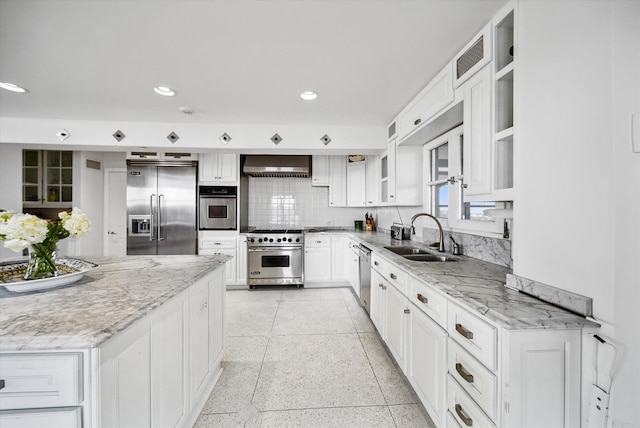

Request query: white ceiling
[{"left": 0, "top": 0, "right": 507, "bottom": 127}]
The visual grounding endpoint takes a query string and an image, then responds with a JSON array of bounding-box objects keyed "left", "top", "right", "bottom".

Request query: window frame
[{"left": 423, "top": 125, "right": 503, "bottom": 236}]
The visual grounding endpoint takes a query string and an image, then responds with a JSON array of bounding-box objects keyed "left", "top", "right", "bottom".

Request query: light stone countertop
[
  {"left": 343, "top": 231, "right": 600, "bottom": 331},
  {"left": 0, "top": 255, "right": 231, "bottom": 351}
]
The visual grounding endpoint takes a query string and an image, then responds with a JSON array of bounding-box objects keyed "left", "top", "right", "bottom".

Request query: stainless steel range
[{"left": 246, "top": 229, "right": 304, "bottom": 288}]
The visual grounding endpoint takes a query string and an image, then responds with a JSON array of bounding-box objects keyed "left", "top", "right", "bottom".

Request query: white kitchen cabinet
[
  {"left": 365, "top": 155, "right": 380, "bottom": 206},
  {"left": 199, "top": 153, "right": 238, "bottom": 184},
  {"left": 408, "top": 302, "right": 448, "bottom": 428},
  {"left": 22, "top": 149, "right": 73, "bottom": 208},
  {"left": 328, "top": 156, "right": 347, "bottom": 207},
  {"left": 398, "top": 64, "right": 455, "bottom": 142},
  {"left": 385, "top": 280, "right": 409, "bottom": 371},
  {"left": 369, "top": 269, "right": 387, "bottom": 336},
  {"left": 311, "top": 155, "right": 330, "bottom": 186},
  {"left": 100, "top": 322, "right": 151, "bottom": 428},
  {"left": 236, "top": 235, "right": 247, "bottom": 285},
  {"left": 380, "top": 139, "right": 422, "bottom": 206},
  {"left": 199, "top": 233, "right": 238, "bottom": 285},
  {"left": 347, "top": 240, "right": 360, "bottom": 295},
  {"left": 461, "top": 65, "right": 492, "bottom": 198},
  {"left": 453, "top": 23, "right": 492, "bottom": 88},
  {"left": 490, "top": 4, "right": 516, "bottom": 201},
  {"left": 330, "top": 235, "right": 349, "bottom": 282},
  {"left": 346, "top": 160, "right": 366, "bottom": 207},
  {"left": 304, "top": 235, "right": 332, "bottom": 282},
  {"left": 0, "top": 408, "right": 82, "bottom": 428},
  {"left": 99, "top": 267, "right": 226, "bottom": 428},
  {"left": 151, "top": 297, "right": 187, "bottom": 428}
]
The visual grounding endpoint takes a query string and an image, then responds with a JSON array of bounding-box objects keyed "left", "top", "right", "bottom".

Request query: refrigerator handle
[
  {"left": 158, "top": 194, "right": 165, "bottom": 241},
  {"left": 149, "top": 194, "right": 156, "bottom": 241}
]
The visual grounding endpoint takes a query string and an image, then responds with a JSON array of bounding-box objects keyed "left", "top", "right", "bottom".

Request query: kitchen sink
[
  {"left": 383, "top": 246, "right": 432, "bottom": 255},
  {"left": 383, "top": 246, "right": 457, "bottom": 262}
]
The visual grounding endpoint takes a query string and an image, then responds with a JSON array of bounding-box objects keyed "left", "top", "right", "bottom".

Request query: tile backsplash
[{"left": 248, "top": 177, "right": 369, "bottom": 229}]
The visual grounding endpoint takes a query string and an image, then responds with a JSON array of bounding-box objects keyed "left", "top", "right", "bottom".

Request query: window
[{"left": 424, "top": 126, "right": 502, "bottom": 234}]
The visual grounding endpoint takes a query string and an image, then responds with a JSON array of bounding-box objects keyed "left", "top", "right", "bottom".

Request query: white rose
[
  {"left": 1, "top": 213, "right": 48, "bottom": 252},
  {"left": 61, "top": 208, "right": 91, "bottom": 238}
]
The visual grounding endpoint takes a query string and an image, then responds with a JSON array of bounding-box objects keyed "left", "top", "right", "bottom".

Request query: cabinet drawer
[
  {"left": 447, "top": 375, "right": 496, "bottom": 428},
  {"left": 371, "top": 253, "right": 387, "bottom": 277},
  {"left": 385, "top": 262, "right": 407, "bottom": 295},
  {"left": 200, "top": 238, "right": 237, "bottom": 250},
  {"left": 409, "top": 276, "right": 447, "bottom": 328},
  {"left": 0, "top": 407, "right": 82, "bottom": 428},
  {"left": 0, "top": 353, "right": 82, "bottom": 410},
  {"left": 447, "top": 303, "right": 497, "bottom": 371},
  {"left": 304, "top": 235, "right": 331, "bottom": 248},
  {"left": 448, "top": 338, "right": 497, "bottom": 421}
]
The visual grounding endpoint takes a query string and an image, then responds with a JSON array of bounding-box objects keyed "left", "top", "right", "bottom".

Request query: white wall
[
  {"left": 0, "top": 144, "right": 24, "bottom": 260},
  {"left": 0, "top": 118, "right": 386, "bottom": 155},
  {"left": 516, "top": 1, "right": 640, "bottom": 426}
]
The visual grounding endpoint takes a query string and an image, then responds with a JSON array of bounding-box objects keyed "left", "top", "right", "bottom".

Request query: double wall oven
[{"left": 246, "top": 230, "right": 304, "bottom": 288}]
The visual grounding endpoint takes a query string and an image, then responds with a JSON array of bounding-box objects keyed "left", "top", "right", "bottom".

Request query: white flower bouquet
[{"left": 0, "top": 208, "right": 91, "bottom": 279}]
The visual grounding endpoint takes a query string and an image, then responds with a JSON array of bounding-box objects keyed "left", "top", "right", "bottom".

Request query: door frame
[{"left": 103, "top": 167, "right": 127, "bottom": 256}]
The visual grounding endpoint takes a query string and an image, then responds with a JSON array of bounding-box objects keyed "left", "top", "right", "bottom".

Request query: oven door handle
[{"left": 248, "top": 247, "right": 302, "bottom": 252}]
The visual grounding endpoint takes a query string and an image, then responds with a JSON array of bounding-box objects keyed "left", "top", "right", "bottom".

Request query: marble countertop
[
  {"left": 0, "top": 255, "right": 231, "bottom": 351},
  {"left": 348, "top": 231, "right": 599, "bottom": 331}
]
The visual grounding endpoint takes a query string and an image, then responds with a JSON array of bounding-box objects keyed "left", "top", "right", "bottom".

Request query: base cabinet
[
  {"left": 407, "top": 304, "right": 447, "bottom": 428},
  {"left": 99, "top": 267, "right": 225, "bottom": 428},
  {"left": 368, "top": 251, "right": 585, "bottom": 428}
]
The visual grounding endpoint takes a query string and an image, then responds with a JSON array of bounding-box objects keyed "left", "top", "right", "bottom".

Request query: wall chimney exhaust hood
[{"left": 242, "top": 155, "right": 311, "bottom": 177}]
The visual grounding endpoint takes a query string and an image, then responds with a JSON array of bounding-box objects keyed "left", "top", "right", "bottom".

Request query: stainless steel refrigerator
[{"left": 126, "top": 161, "right": 197, "bottom": 255}]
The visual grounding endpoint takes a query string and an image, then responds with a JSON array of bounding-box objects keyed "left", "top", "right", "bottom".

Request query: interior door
[{"left": 105, "top": 168, "right": 127, "bottom": 256}]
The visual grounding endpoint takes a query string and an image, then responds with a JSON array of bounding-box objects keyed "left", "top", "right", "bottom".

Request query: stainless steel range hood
[{"left": 242, "top": 155, "right": 310, "bottom": 177}]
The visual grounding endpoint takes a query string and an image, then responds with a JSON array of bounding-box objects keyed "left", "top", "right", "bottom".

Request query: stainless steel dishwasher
[{"left": 356, "top": 244, "right": 372, "bottom": 314}]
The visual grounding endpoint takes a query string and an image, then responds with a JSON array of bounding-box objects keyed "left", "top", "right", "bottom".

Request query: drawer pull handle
[
  {"left": 455, "top": 363, "right": 474, "bottom": 383},
  {"left": 379, "top": 283, "right": 384, "bottom": 288},
  {"left": 455, "top": 323, "right": 474, "bottom": 340},
  {"left": 382, "top": 285, "right": 387, "bottom": 290},
  {"left": 455, "top": 403, "right": 473, "bottom": 427},
  {"left": 389, "top": 273, "right": 397, "bottom": 280},
  {"left": 404, "top": 308, "right": 411, "bottom": 314},
  {"left": 417, "top": 293, "right": 428, "bottom": 304},
  {"left": 414, "top": 118, "right": 422, "bottom": 126},
  {"left": 374, "top": 261, "right": 379, "bottom": 266},
  {"left": 0, "top": 379, "right": 4, "bottom": 390}
]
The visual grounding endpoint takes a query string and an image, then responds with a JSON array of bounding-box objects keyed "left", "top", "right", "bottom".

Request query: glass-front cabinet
[{"left": 23, "top": 150, "right": 73, "bottom": 208}]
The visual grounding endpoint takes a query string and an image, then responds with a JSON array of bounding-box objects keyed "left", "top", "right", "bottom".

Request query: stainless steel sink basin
[
  {"left": 383, "top": 246, "right": 432, "bottom": 255},
  {"left": 403, "top": 254, "right": 457, "bottom": 262},
  {"left": 383, "top": 246, "right": 457, "bottom": 262}
]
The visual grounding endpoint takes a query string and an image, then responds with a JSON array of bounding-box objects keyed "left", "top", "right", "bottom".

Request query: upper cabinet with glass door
[{"left": 23, "top": 150, "right": 73, "bottom": 208}]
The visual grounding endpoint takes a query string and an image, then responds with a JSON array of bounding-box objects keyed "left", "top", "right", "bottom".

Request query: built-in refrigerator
[{"left": 126, "top": 161, "right": 197, "bottom": 255}]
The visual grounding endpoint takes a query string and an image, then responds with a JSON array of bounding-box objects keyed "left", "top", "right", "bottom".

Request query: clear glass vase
[{"left": 24, "top": 244, "right": 58, "bottom": 280}]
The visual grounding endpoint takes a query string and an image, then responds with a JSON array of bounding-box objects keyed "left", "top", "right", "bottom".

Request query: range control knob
[
  {"left": 250, "top": 238, "right": 255, "bottom": 243},
  {"left": 269, "top": 238, "right": 274, "bottom": 243},
  {"left": 257, "top": 238, "right": 262, "bottom": 243},
  {"left": 287, "top": 238, "right": 292, "bottom": 242},
  {"left": 295, "top": 238, "right": 300, "bottom": 243},
  {"left": 282, "top": 236, "right": 287, "bottom": 241},
  {"left": 277, "top": 238, "right": 282, "bottom": 243}
]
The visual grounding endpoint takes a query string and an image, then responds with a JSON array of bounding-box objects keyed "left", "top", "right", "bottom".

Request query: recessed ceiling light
[
  {"left": 0, "top": 82, "right": 29, "bottom": 93},
  {"left": 300, "top": 91, "right": 318, "bottom": 101},
  {"left": 154, "top": 86, "right": 176, "bottom": 97}
]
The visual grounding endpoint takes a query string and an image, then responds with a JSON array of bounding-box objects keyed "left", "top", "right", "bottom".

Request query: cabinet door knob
[
  {"left": 417, "top": 293, "right": 428, "bottom": 304},
  {"left": 389, "top": 273, "right": 397, "bottom": 280},
  {"left": 374, "top": 261, "right": 379, "bottom": 266},
  {"left": 414, "top": 118, "right": 422, "bottom": 126},
  {"left": 378, "top": 283, "right": 384, "bottom": 288},
  {"left": 381, "top": 285, "right": 387, "bottom": 290},
  {"left": 455, "top": 363, "right": 474, "bottom": 383},
  {"left": 455, "top": 323, "right": 474, "bottom": 340},
  {"left": 455, "top": 403, "right": 473, "bottom": 427},
  {"left": 404, "top": 308, "right": 411, "bottom": 314}
]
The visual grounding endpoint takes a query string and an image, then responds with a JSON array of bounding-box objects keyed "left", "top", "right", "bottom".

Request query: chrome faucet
[{"left": 410, "top": 213, "right": 445, "bottom": 252}]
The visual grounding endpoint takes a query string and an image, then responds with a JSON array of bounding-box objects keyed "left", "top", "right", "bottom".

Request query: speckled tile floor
[{"left": 195, "top": 287, "right": 435, "bottom": 428}]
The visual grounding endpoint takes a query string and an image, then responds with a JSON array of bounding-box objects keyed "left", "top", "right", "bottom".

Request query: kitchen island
[{"left": 0, "top": 254, "right": 230, "bottom": 428}]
